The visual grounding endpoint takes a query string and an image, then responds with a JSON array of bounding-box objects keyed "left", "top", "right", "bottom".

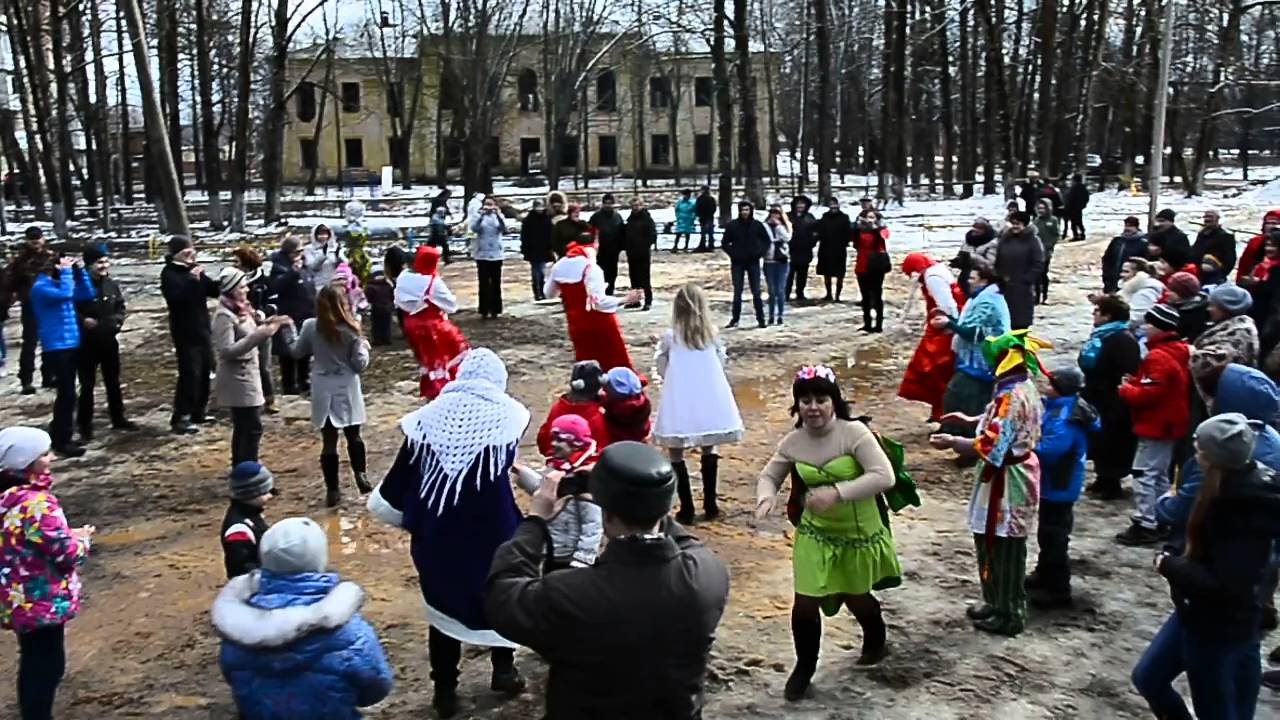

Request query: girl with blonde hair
[{"left": 652, "top": 283, "right": 745, "bottom": 522}]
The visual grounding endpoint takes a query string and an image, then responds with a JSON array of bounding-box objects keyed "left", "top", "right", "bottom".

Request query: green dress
[{"left": 793, "top": 455, "right": 902, "bottom": 610}]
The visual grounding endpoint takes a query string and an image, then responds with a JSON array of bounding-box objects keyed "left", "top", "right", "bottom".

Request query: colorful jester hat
[{"left": 980, "top": 329, "right": 1053, "bottom": 377}]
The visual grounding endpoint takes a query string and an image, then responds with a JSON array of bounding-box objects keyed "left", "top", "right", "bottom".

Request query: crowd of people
[{"left": 1, "top": 179, "right": 1280, "bottom": 720}]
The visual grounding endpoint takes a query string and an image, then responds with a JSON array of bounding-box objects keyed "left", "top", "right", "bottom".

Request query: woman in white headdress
[{"left": 366, "top": 348, "right": 529, "bottom": 716}]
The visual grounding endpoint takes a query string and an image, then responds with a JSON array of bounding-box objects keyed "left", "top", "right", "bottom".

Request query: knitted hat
[
  {"left": 605, "top": 367, "right": 642, "bottom": 397},
  {"left": 1167, "top": 272, "right": 1201, "bottom": 299},
  {"left": 227, "top": 461, "right": 274, "bottom": 501},
  {"left": 167, "top": 235, "right": 193, "bottom": 258},
  {"left": 82, "top": 245, "right": 107, "bottom": 265},
  {"left": 1194, "top": 413, "right": 1260, "bottom": 470},
  {"left": 260, "top": 517, "right": 328, "bottom": 575},
  {"left": 550, "top": 414, "right": 593, "bottom": 446},
  {"left": 1155, "top": 209, "right": 1176, "bottom": 222},
  {"left": 568, "top": 360, "right": 605, "bottom": 397},
  {"left": 1144, "top": 303, "right": 1180, "bottom": 332},
  {"left": 1208, "top": 283, "right": 1253, "bottom": 315},
  {"left": 589, "top": 441, "right": 675, "bottom": 524},
  {"left": 1049, "top": 367, "right": 1086, "bottom": 397},
  {"left": 218, "top": 267, "right": 246, "bottom": 295},
  {"left": 0, "top": 427, "right": 52, "bottom": 472}
]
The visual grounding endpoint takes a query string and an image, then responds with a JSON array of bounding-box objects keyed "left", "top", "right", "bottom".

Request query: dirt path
[{"left": 1, "top": 228, "right": 1277, "bottom": 719}]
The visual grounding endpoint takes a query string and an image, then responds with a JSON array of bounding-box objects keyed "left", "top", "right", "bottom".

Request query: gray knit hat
[
  {"left": 260, "top": 517, "right": 328, "bottom": 575},
  {"left": 219, "top": 267, "right": 247, "bottom": 295},
  {"left": 228, "top": 461, "right": 274, "bottom": 501},
  {"left": 1144, "top": 303, "right": 1180, "bottom": 332},
  {"left": 1209, "top": 283, "right": 1253, "bottom": 316},
  {"left": 1194, "top": 413, "right": 1261, "bottom": 470}
]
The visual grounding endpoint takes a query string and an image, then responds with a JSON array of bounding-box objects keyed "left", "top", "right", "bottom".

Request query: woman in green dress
[{"left": 755, "top": 365, "right": 901, "bottom": 701}]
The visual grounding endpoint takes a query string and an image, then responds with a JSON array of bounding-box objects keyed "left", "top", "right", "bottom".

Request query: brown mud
[{"left": 2, "top": 223, "right": 1277, "bottom": 719}]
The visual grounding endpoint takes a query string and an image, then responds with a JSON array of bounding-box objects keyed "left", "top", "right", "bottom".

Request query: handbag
[{"left": 868, "top": 251, "right": 892, "bottom": 275}]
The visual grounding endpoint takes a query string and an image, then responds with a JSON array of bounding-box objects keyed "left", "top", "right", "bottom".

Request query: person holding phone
[
  {"left": 512, "top": 414, "right": 603, "bottom": 570},
  {"left": 30, "top": 254, "right": 96, "bottom": 457},
  {"left": 471, "top": 196, "right": 507, "bottom": 319},
  {"left": 161, "top": 236, "right": 221, "bottom": 434}
]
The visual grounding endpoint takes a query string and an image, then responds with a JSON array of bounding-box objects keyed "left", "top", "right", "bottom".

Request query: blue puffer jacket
[
  {"left": 212, "top": 571, "right": 393, "bottom": 720},
  {"left": 30, "top": 267, "right": 95, "bottom": 352},
  {"left": 1036, "top": 395, "right": 1100, "bottom": 503},
  {"left": 1158, "top": 364, "right": 1280, "bottom": 549}
]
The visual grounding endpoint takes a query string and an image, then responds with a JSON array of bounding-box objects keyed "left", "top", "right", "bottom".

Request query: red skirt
[
  {"left": 558, "top": 281, "right": 636, "bottom": 372},
  {"left": 898, "top": 325, "right": 955, "bottom": 419},
  {"left": 404, "top": 308, "right": 471, "bottom": 399}
]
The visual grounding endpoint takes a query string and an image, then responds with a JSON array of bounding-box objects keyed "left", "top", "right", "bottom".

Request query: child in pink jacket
[{"left": 0, "top": 426, "right": 94, "bottom": 719}]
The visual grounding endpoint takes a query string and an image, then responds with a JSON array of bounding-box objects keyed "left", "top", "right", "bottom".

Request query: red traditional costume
[
  {"left": 544, "top": 240, "right": 636, "bottom": 373},
  {"left": 396, "top": 246, "right": 470, "bottom": 400},
  {"left": 898, "top": 252, "right": 965, "bottom": 419}
]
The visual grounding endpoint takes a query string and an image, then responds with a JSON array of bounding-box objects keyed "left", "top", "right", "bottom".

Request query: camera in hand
[{"left": 556, "top": 473, "right": 589, "bottom": 498}]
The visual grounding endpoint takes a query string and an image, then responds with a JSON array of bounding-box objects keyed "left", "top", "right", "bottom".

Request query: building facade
[{"left": 282, "top": 36, "right": 776, "bottom": 185}]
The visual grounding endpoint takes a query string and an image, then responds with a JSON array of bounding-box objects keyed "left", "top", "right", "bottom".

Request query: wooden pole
[
  {"left": 1146, "top": 0, "right": 1174, "bottom": 228},
  {"left": 120, "top": 0, "right": 190, "bottom": 237}
]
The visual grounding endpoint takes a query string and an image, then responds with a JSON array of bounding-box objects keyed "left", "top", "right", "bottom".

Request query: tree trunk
[
  {"left": 12, "top": 0, "right": 65, "bottom": 229},
  {"left": 712, "top": 0, "right": 734, "bottom": 222},
  {"left": 1185, "top": 0, "right": 1242, "bottom": 196},
  {"left": 304, "top": 45, "right": 334, "bottom": 196},
  {"left": 958, "top": 1, "right": 974, "bottom": 197},
  {"left": 260, "top": 0, "right": 289, "bottom": 224},
  {"left": 157, "top": 0, "right": 183, "bottom": 194},
  {"left": 116, "top": 7, "right": 133, "bottom": 205},
  {"left": 975, "top": 0, "right": 1015, "bottom": 195},
  {"left": 50, "top": 0, "right": 79, "bottom": 226},
  {"left": 195, "top": 0, "right": 223, "bottom": 228},
  {"left": 65, "top": 0, "right": 100, "bottom": 211},
  {"left": 121, "top": 0, "right": 189, "bottom": 237},
  {"left": 2, "top": 0, "right": 46, "bottom": 215},
  {"left": 230, "top": 0, "right": 253, "bottom": 231},
  {"left": 1073, "top": 0, "right": 1107, "bottom": 174},
  {"left": 88, "top": 0, "right": 113, "bottom": 229},
  {"left": 1036, "top": 0, "right": 1059, "bottom": 173},
  {"left": 733, "top": 0, "right": 764, "bottom": 205},
  {"left": 812, "top": 0, "right": 832, "bottom": 200}
]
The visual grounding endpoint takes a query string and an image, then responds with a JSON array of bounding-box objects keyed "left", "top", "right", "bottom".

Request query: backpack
[{"left": 786, "top": 425, "right": 919, "bottom": 526}]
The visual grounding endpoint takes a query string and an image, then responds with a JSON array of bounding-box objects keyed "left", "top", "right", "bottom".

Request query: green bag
[{"left": 876, "top": 434, "right": 920, "bottom": 513}]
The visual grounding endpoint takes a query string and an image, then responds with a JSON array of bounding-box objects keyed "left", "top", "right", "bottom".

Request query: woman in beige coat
[{"left": 213, "top": 268, "right": 291, "bottom": 466}]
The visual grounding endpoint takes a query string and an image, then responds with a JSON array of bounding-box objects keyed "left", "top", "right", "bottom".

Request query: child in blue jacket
[
  {"left": 1026, "top": 367, "right": 1099, "bottom": 607},
  {"left": 211, "top": 517, "right": 393, "bottom": 719}
]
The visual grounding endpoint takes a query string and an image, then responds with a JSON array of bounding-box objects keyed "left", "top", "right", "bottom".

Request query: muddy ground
[{"left": 2, "top": 218, "right": 1278, "bottom": 720}]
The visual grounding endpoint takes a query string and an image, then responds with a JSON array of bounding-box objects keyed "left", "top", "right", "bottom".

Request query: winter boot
[
  {"left": 784, "top": 615, "right": 821, "bottom": 701},
  {"left": 322, "top": 453, "right": 341, "bottom": 507},
  {"left": 701, "top": 453, "right": 720, "bottom": 520},
  {"left": 348, "top": 438, "right": 372, "bottom": 494},
  {"left": 432, "top": 685, "right": 459, "bottom": 718},
  {"left": 850, "top": 596, "right": 888, "bottom": 665},
  {"left": 673, "top": 461, "right": 695, "bottom": 524},
  {"left": 489, "top": 649, "right": 526, "bottom": 697}
]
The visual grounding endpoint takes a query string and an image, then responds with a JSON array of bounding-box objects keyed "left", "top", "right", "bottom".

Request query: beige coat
[{"left": 212, "top": 305, "right": 275, "bottom": 408}]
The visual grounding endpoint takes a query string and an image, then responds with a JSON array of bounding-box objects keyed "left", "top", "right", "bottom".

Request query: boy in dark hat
[
  {"left": 221, "top": 461, "right": 275, "bottom": 578},
  {"left": 75, "top": 246, "right": 136, "bottom": 441}
]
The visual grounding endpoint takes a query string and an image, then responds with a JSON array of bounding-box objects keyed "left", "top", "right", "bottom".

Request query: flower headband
[{"left": 795, "top": 365, "right": 837, "bottom": 383}]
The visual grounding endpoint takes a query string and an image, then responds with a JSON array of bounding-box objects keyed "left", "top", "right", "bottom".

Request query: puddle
[
  {"left": 730, "top": 340, "right": 900, "bottom": 416},
  {"left": 92, "top": 522, "right": 172, "bottom": 547}
]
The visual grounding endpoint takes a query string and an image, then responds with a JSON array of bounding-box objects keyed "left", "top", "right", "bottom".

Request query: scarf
[
  {"left": 1078, "top": 321, "right": 1129, "bottom": 371},
  {"left": 220, "top": 294, "right": 253, "bottom": 318},
  {"left": 1254, "top": 256, "right": 1279, "bottom": 281},
  {"left": 394, "top": 271, "right": 433, "bottom": 315},
  {"left": 399, "top": 348, "right": 530, "bottom": 514}
]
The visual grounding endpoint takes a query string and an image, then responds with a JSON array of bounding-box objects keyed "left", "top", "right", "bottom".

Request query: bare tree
[{"left": 733, "top": 0, "right": 764, "bottom": 205}]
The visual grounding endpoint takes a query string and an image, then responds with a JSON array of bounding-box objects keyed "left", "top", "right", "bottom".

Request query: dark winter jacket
[
  {"left": 602, "top": 393, "right": 652, "bottom": 445},
  {"left": 274, "top": 268, "right": 318, "bottom": 326},
  {"left": 161, "top": 261, "right": 220, "bottom": 346},
  {"left": 1157, "top": 463, "right": 1280, "bottom": 642},
  {"left": 221, "top": 500, "right": 268, "bottom": 579},
  {"left": 364, "top": 276, "right": 393, "bottom": 311},
  {"left": 246, "top": 271, "right": 274, "bottom": 316},
  {"left": 1191, "top": 225, "right": 1236, "bottom": 275},
  {"left": 552, "top": 218, "right": 591, "bottom": 259},
  {"left": 1038, "top": 184, "right": 1064, "bottom": 217},
  {"left": 1064, "top": 181, "right": 1090, "bottom": 215},
  {"left": 993, "top": 226, "right": 1044, "bottom": 329},
  {"left": 76, "top": 274, "right": 126, "bottom": 346},
  {"left": 1170, "top": 293, "right": 1211, "bottom": 343},
  {"left": 721, "top": 217, "right": 770, "bottom": 264},
  {"left": 1080, "top": 324, "right": 1141, "bottom": 471},
  {"left": 787, "top": 210, "right": 818, "bottom": 263},
  {"left": 1036, "top": 395, "right": 1100, "bottom": 503},
  {"left": 31, "top": 268, "right": 96, "bottom": 353},
  {"left": 1148, "top": 225, "right": 1192, "bottom": 268},
  {"left": 0, "top": 244, "right": 52, "bottom": 309},
  {"left": 520, "top": 210, "right": 553, "bottom": 264},
  {"left": 1019, "top": 180, "right": 1043, "bottom": 215},
  {"left": 694, "top": 193, "right": 717, "bottom": 222},
  {"left": 814, "top": 210, "right": 852, "bottom": 278},
  {"left": 1101, "top": 231, "right": 1148, "bottom": 293},
  {"left": 624, "top": 210, "right": 657, "bottom": 257},
  {"left": 485, "top": 517, "right": 730, "bottom": 720},
  {"left": 1118, "top": 330, "right": 1192, "bottom": 440},
  {"left": 589, "top": 209, "right": 625, "bottom": 252},
  {"left": 213, "top": 571, "right": 394, "bottom": 719}
]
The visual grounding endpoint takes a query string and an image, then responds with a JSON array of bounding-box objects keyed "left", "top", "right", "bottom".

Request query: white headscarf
[
  {"left": 400, "top": 348, "right": 529, "bottom": 514},
  {"left": 394, "top": 272, "right": 432, "bottom": 315}
]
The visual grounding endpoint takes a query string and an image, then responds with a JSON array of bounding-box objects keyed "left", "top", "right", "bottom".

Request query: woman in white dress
[{"left": 653, "top": 282, "right": 744, "bottom": 522}]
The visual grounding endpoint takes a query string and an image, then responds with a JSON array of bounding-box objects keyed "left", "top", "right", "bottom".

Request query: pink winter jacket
[{"left": 0, "top": 473, "right": 90, "bottom": 633}]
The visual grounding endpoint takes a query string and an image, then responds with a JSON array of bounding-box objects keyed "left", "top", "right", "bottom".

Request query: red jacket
[
  {"left": 601, "top": 393, "right": 652, "bottom": 445},
  {"left": 1237, "top": 209, "right": 1280, "bottom": 282},
  {"left": 1117, "top": 331, "right": 1191, "bottom": 440},
  {"left": 537, "top": 396, "right": 609, "bottom": 456},
  {"left": 852, "top": 227, "right": 889, "bottom": 274}
]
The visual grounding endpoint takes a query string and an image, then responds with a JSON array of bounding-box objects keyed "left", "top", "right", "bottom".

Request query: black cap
[
  {"left": 1011, "top": 211, "right": 1031, "bottom": 225},
  {"left": 602, "top": 193, "right": 616, "bottom": 203},
  {"left": 792, "top": 195, "right": 812, "bottom": 209},
  {"left": 1155, "top": 209, "right": 1176, "bottom": 222},
  {"left": 23, "top": 226, "right": 42, "bottom": 240},
  {"left": 1049, "top": 367, "right": 1086, "bottom": 396},
  {"left": 167, "top": 235, "right": 193, "bottom": 258},
  {"left": 589, "top": 442, "right": 676, "bottom": 524}
]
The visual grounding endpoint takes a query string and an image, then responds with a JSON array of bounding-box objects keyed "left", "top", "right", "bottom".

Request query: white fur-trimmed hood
[{"left": 211, "top": 573, "right": 366, "bottom": 648}]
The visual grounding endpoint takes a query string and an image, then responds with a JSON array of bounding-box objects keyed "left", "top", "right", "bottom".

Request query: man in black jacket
[
  {"left": 1191, "top": 209, "right": 1237, "bottom": 275},
  {"left": 1, "top": 226, "right": 53, "bottom": 393},
  {"left": 75, "top": 247, "right": 136, "bottom": 441},
  {"left": 624, "top": 197, "right": 657, "bottom": 310},
  {"left": 1064, "top": 173, "right": 1090, "bottom": 241},
  {"left": 786, "top": 195, "right": 818, "bottom": 303},
  {"left": 1101, "top": 216, "right": 1149, "bottom": 293},
  {"left": 520, "top": 199, "right": 553, "bottom": 301},
  {"left": 485, "top": 442, "right": 730, "bottom": 720},
  {"left": 589, "top": 193, "right": 625, "bottom": 294},
  {"left": 694, "top": 186, "right": 717, "bottom": 252},
  {"left": 1148, "top": 208, "right": 1192, "bottom": 269},
  {"left": 722, "top": 201, "right": 769, "bottom": 329},
  {"left": 160, "top": 236, "right": 219, "bottom": 434}
]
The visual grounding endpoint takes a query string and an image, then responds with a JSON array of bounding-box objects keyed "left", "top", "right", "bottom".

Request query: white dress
[{"left": 652, "top": 329, "right": 744, "bottom": 448}]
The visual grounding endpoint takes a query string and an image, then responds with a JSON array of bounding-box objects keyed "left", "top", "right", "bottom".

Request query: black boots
[
  {"left": 702, "top": 453, "right": 720, "bottom": 520},
  {"left": 849, "top": 595, "right": 888, "bottom": 665},
  {"left": 785, "top": 615, "right": 821, "bottom": 701},
  {"left": 673, "top": 461, "right": 695, "bottom": 524},
  {"left": 322, "top": 453, "right": 340, "bottom": 507},
  {"left": 348, "top": 439, "right": 372, "bottom": 494}
]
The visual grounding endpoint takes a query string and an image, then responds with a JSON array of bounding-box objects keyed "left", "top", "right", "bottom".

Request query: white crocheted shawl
[{"left": 399, "top": 348, "right": 530, "bottom": 514}]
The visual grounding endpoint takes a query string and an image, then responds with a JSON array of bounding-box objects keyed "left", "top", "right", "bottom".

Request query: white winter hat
[
  {"left": 0, "top": 427, "right": 52, "bottom": 472},
  {"left": 260, "top": 517, "right": 328, "bottom": 575}
]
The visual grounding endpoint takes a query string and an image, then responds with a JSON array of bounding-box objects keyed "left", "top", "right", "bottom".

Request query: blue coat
[
  {"left": 1036, "top": 395, "right": 1099, "bottom": 503},
  {"left": 1158, "top": 364, "right": 1280, "bottom": 547},
  {"left": 30, "top": 268, "right": 95, "bottom": 352},
  {"left": 674, "top": 198, "right": 697, "bottom": 234},
  {"left": 213, "top": 571, "right": 393, "bottom": 720}
]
